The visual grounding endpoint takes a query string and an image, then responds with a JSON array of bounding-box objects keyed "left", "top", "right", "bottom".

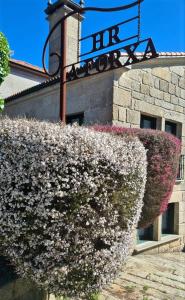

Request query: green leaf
[
  {"left": 0, "top": 32, "right": 10, "bottom": 86},
  {"left": 0, "top": 98, "right": 4, "bottom": 112}
]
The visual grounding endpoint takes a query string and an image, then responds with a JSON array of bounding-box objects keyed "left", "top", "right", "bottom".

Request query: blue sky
[{"left": 0, "top": 0, "right": 185, "bottom": 68}]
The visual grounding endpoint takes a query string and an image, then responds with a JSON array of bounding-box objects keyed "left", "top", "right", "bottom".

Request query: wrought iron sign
[
  {"left": 42, "top": 0, "right": 158, "bottom": 122},
  {"left": 66, "top": 38, "right": 157, "bottom": 82}
]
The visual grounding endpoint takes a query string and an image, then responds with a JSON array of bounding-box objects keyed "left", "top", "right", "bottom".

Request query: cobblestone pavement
[{"left": 100, "top": 252, "right": 185, "bottom": 300}]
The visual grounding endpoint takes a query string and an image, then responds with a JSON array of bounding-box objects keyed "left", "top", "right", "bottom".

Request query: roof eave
[{"left": 9, "top": 61, "right": 49, "bottom": 79}]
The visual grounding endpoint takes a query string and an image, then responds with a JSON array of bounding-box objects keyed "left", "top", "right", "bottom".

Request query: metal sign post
[
  {"left": 60, "top": 19, "right": 67, "bottom": 123},
  {"left": 43, "top": 0, "right": 158, "bottom": 123}
]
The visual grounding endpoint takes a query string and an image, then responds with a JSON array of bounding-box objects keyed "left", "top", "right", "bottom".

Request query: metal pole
[{"left": 60, "top": 19, "right": 67, "bottom": 123}]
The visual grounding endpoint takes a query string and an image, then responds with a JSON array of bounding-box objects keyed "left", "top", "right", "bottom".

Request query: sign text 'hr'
[
  {"left": 92, "top": 24, "right": 121, "bottom": 52},
  {"left": 79, "top": 16, "right": 139, "bottom": 58},
  {"left": 66, "top": 38, "right": 158, "bottom": 82}
]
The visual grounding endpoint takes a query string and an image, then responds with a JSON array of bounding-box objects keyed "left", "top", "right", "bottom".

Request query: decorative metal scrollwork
[{"left": 42, "top": 0, "right": 144, "bottom": 77}]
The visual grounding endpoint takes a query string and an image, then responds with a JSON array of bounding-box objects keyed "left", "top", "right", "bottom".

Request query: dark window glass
[
  {"left": 165, "top": 121, "right": 177, "bottom": 136},
  {"left": 162, "top": 203, "right": 175, "bottom": 234},
  {"left": 140, "top": 115, "right": 157, "bottom": 129},
  {"left": 138, "top": 224, "right": 153, "bottom": 241},
  {"left": 66, "top": 113, "right": 84, "bottom": 126}
]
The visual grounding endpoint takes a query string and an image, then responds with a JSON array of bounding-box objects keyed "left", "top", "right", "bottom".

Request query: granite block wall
[{"left": 113, "top": 64, "right": 185, "bottom": 252}]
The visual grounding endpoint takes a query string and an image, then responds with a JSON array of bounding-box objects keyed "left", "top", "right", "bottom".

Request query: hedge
[
  {"left": 0, "top": 117, "right": 147, "bottom": 298},
  {"left": 93, "top": 125, "right": 181, "bottom": 228}
]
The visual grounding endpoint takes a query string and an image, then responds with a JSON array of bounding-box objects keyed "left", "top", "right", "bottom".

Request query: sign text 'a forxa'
[{"left": 66, "top": 38, "right": 158, "bottom": 82}]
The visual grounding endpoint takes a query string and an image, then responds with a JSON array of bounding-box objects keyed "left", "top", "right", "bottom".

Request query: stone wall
[
  {"left": 113, "top": 65, "right": 185, "bottom": 133},
  {"left": 113, "top": 63, "right": 185, "bottom": 251},
  {"left": 47, "top": 5, "right": 83, "bottom": 75},
  {"left": 4, "top": 71, "right": 114, "bottom": 125}
]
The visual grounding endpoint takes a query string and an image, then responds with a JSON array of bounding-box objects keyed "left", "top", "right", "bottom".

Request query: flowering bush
[
  {"left": 93, "top": 125, "right": 181, "bottom": 228},
  {"left": 0, "top": 117, "right": 147, "bottom": 298}
]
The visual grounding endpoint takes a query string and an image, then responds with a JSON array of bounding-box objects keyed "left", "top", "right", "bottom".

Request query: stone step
[
  {"left": 128, "top": 270, "right": 185, "bottom": 291},
  {"left": 153, "top": 270, "right": 185, "bottom": 285},
  {"left": 158, "top": 252, "right": 185, "bottom": 263},
  {"left": 119, "top": 273, "right": 185, "bottom": 298},
  {"left": 141, "top": 255, "right": 185, "bottom": 272},
  {"left": 106, "top": 279, "right": 167, "bottom": 300},
  {"left": 50, "top": 253, "right": 185, "bottom": 300}
]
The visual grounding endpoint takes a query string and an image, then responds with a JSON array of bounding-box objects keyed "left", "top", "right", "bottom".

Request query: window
[
  {"left": 66, "top": 113, "right": 84, "bottom": 126},
  {"left": 165, "top": 121, "right": 184, "bottom": 181},
  {"left": 177, "top": 155, "right": 185, "bottom": 181},
  {"left": 162, "top": 203, "right": 175, "bottom": 235},
  {"left": 137, "top": 224, "right": 153, "bottom": 243},
  {"left": 140, "top": 115, "right": 157, "bottom": 129},
  {"left": 165, "top": 121, "right": 177, "bottom": 136}
]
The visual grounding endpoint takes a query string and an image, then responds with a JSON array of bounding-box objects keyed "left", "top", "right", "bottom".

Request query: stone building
[{"left": 2, "top": 0, "right": 185, "bottom": 254}]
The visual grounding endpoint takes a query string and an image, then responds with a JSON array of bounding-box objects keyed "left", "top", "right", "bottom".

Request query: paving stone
[
  {"left": 128, "top": 271, "right": 185, "bottom": 291},
  {"left": 51, "top": 253, "right": 185, "bottom": 299},
  {"left": 101, "top": 253, "right": 185, "bottom": 300},
  {"left": 119, "top": 273, "right": 185, "bottom": 297},
  {"left": 141, "top": 255, "right": 185, "bottom": 272}
]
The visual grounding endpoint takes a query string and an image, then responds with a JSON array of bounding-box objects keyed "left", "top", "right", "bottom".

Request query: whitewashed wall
[{"left": 0, "top": 67, "right": 47, "bottom": 99}]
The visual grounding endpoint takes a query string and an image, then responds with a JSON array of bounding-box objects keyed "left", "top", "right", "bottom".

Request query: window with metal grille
[
  {"left": 164, "top": 121, "right": 184, "bottom": 181},
  {"left": 176, "top": 155, "right": 185, "bottom": 181}
]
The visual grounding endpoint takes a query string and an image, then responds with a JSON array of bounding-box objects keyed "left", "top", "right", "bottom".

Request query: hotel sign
[
  {"left": 67, "top": 38, "right": 157, "bottom": 82},
  {"left": 42, "top": 0, "right": 158, "bottom": 121}
]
